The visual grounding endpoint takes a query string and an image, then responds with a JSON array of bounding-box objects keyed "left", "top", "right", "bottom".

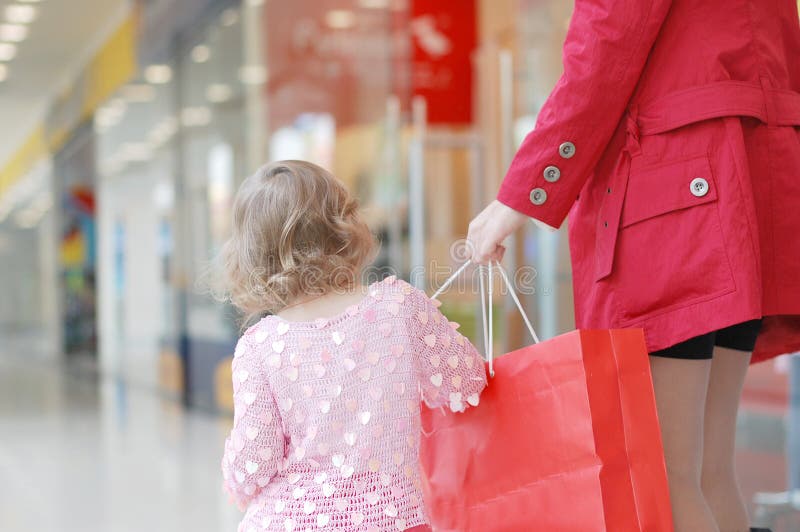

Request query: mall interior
[{"left": 0, "top": 0, "right": 799, "bottom": 530}]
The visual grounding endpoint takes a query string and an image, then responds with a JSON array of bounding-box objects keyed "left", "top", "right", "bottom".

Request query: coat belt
[{"left": 633, "top": 80, "right": 800, "bottom": 136}]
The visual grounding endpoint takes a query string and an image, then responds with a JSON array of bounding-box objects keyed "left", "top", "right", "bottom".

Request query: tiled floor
[
  {"left": 0, "top": 352, "right": 240, "bottom": 532},
  {"left": 1, "top": 341, "right": 799, "bottom": 531}
]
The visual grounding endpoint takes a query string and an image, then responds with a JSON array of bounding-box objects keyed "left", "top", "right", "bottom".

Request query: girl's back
[{"left": 222, "top": 275, "right": 486, "bottom": 531}]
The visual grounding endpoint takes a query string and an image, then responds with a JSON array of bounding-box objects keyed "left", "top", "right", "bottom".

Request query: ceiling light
[
  {"left": 191, "top": 44, "right": 210, "bottom": 63},
  {"left": 359, "top": 0, "right": 390, "bottom": 8},
  {"left": 238, "top": 65, "right": 267, "bottom": 85},
  {"left": 246, "top": 0, "right": 264, "bottom": 6},
  {"left": 14, "top": 208, "right": 41, "bottom": 229},
  {"left": 144, "top": 64, "right": 172, "bottom": 84},
  {"left": 220, "top": 8, "right": 238, "bottom": 27},
  {"left": 147, "top": 117, "right": 178, "bottom": 147},
  {"left": 0, "top": 24, "right": 28, "bottom": 42},
  {"left": 0, "top": 64, "right": 7, "bottom": 82},
  {"left": 121, "top": 83, "right": 156, "bottom": 102},
  {"left": 95, "top": 98, "right": 127, "bottom": 129},
  {"left": 120, "top": 142, "right": 152, "bottom": 162},
  {"left": 181, "top": 106, "right": 212, "bottom": 127},
  {"left": 30, "top": 194, "right": 52, "bottom": 214},
  {"left": 206, "top": 83, "right": 233, "bottom": 103},
  {"left": 325, "top": 10, "right": 356, "bottom": 29},
  {"left": 0, "top": 42, "right": 16, "bottom": 61},
  {"left": 4, "top": 5, "right": 37, "bottom": 24}
]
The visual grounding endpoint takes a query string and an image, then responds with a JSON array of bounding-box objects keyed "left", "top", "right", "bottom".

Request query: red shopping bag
[{"left": 420, "top": 264, "right": 673, "bottom": 531}]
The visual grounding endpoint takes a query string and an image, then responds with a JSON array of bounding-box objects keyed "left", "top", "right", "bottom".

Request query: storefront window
[
  {"left": 95, "top": 62, "right": 179, "bottom": 387},
  {"left": 178, "top": 4, "right": 247, "bottom": 409},
  {"left": 260, "top": 0, "right": 412, "bottom": 276},
  {"left": 514, "top": 0, "right": 576, "bottom": 340},
  {"left": 0, "top": 160, "right": 56, "bottom": 352},
  {"left": 86, "top": 0, "right": 582, "bottom": 406}
]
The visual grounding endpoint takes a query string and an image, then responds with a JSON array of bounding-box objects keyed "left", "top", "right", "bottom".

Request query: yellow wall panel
[
  {"left": 82, "top": 14, "right": 137, "bottom": 120},
  {"left": 0, "top": 126, "right": 47, "bottom": 198}
]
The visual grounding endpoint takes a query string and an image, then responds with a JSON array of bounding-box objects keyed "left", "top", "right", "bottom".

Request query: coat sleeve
[
  {"left": 497, "top": 0, "right": 673, "bottom": 228},
  {"left": 221, "top": 333, "right": 284, "bottom": 510}
]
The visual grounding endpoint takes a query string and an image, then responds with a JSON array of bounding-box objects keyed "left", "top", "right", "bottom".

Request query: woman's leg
[
  {"left": 650, "top": 355, "right": 720, "bottom": 532},
  {"left": 701, "top": 346, "right": 752, "bottom": 532}
]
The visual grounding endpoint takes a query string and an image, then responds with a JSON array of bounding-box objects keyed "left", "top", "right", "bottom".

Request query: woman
[{"left": 467, "top": 1, "right": 800, "bottom": 531}]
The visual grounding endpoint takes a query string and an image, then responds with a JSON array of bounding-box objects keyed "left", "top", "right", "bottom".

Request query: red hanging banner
[{"left": 411, "top": 0, "right": 477, "bottom": 124}]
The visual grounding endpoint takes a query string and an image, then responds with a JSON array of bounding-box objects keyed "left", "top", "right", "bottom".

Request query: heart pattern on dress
[
  {"left": 368, "top": 386, "right": 383, "bottom": 400},
  {"left": 222, "top": 281, "right": 490, "bottom": 530},
  {"left": 279, "top": 397, "right": 293, "bottom": 412},
  {"left": 254, "top": 329, "right": 269, "bottom": 344},
  {"left": 467, "top": 393, "right": 480, "bottom": 406},
  {"left": 334, "top": 498, "right": 349, "bottom": 512},
  {"left": 257, "top": 448, "right": 273, "bottom": 461}
]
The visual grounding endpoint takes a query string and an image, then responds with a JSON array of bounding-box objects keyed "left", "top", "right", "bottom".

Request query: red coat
[{"left": 497, "top": 0, "right": 800, "bottom": 361}]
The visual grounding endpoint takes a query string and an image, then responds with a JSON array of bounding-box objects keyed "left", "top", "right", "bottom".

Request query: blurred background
[{"left": 0, "top": 0, "right": 798, "bottom": 530}]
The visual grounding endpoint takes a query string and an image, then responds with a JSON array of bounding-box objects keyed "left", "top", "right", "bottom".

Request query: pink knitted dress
[{"left": 221, "top": 276, "right": 487, "bottom": 531}]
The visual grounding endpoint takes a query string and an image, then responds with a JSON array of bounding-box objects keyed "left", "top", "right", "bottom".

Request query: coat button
[
  {"left": 543, "top": 165, "right": 561, "bottom": 182},
  {"left": 529, "top": 188, "right": 547, "bottom": 205},
  {"left": 559, "top": 142, "right": 576, "bottom": 159},
  {"left": 690, "top": 177, "right": 709, "bottom": 197}
]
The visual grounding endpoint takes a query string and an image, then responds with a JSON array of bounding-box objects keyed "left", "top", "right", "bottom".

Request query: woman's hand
[{"left": 466, "top": 200, "right": 528, "bottom": 264}]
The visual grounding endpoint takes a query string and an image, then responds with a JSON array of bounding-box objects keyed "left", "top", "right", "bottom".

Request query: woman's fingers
[
  {"left": 466, "top": 225, "right": 495, "bottom": 264},
  {"left": 467, "top": 201, "right": 527, "bottom": 264},
  {"left": 491, "top": 245, "right": 506, "bottom": 263}
]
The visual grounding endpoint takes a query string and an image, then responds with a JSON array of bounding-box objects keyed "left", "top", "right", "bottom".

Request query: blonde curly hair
[{"left": 215, "top": 160, "right": 377, "bottom": 325}]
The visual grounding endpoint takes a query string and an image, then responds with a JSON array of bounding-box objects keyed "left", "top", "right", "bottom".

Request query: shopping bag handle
[{"left": 431, "top": 260, "right": 539, "bottom": 378}]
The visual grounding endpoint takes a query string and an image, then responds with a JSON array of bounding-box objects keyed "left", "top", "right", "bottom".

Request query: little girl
[{"left": 217, "top": 160, "right": 487, "bottom": 532}]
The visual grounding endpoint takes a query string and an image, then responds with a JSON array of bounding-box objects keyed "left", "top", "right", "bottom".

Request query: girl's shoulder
[
  {"left": 379, "top": 275, "right": 442, "bottom": 310},
  {"left": 369, "top": 274, "right": 410, "bottom": 297},
  {"left": 368, "top": 275, "right": 434, "bottom": 312},
  {"left": 372, "top": 274, "right": 430, "bottom": 298},
  {"left": 234, "top": 319, "right": 279, "bottom": 360},
  {"left": 238, "top": 276, "right": 432, "bottom": 341},
  {"left": 243, "top": 315, "right": 278, "bottom": 339}
]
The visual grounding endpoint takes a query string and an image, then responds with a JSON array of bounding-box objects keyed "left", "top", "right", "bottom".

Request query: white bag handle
[{"left": 431, "top": 260, "right": 539, "bottom": 378}]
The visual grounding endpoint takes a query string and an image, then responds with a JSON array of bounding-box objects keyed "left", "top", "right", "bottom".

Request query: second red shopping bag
[{"left": 420, "top": 263, "right": 673, "bottom": 531}]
